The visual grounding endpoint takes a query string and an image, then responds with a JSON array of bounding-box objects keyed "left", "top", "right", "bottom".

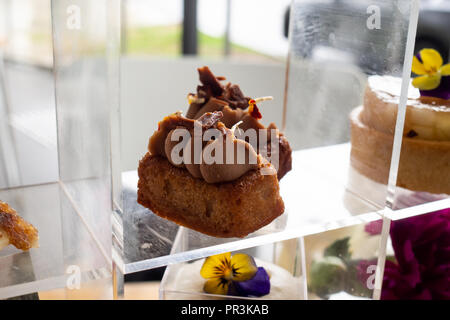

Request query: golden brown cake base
[
  {"left": 137, "top": 153, "right": 285, "bottom": 238},
  {"left": 350, "top": 106, "right": 450, "bottom": 195}
]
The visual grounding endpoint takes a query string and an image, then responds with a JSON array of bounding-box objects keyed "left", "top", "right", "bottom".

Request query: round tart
[{"left": 350, "top": 75, "right": 450, "bottom": 195}]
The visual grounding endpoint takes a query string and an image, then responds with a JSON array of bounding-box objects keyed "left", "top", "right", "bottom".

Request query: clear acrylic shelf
[
  {"left": 120, "top": 141, "right": 447, "bottom": 275},
  {"left": 121, "top": 144, "right": 384, "bottom": 274}
]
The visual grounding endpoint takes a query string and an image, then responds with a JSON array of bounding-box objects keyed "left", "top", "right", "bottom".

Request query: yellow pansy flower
[
  {"left": 411, "top": 48, "right": 450, "bottom": 90},
  {"left": 200, "top": 252, "right": 257, "bottom": 295}
]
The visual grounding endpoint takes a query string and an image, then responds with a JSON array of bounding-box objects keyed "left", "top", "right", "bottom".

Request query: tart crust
[
  {"left": 361, "top": 77, "right": 450, "bottom": 140},
  {"left": 350, "top": 106, "right": 450, "bottom": 195}
]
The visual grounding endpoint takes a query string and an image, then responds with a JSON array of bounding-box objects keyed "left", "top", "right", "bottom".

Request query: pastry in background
[
  {"left": 350, "top": 49, "right": 450, "bottom": 195},
  {"left": 0, "top": 201, "right": 39, "bottom": 251}
]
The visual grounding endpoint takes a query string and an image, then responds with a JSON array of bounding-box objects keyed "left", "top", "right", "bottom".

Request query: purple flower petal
[
  {"left": 380, "top": 208, "right": 450, "bottom": 300},
  {"left": 419, "top": 76, "right": 450, "bottom": 100},
  {"left": 365, "top": 220, "right": 383, "bottom": 235},
  {"left": 232, "top": 267, "right": 271, "bottom": 297}
]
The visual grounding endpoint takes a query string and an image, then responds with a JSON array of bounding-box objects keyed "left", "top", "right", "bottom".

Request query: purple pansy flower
[{"left": 233, "top": 267, "right": 271, "bottom": 297}]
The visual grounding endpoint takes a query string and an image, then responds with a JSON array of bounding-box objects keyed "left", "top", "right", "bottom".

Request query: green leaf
[
  {"left": 308, "top": 256, "right": 347, "bottom": 298},
  {"left": 324, "top": 237, "right": 351, "bottom": 261}
]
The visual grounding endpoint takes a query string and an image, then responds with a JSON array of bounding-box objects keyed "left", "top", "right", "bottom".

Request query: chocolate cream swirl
[
  {"left": 186, "top": 66, "right": 292, "bottom": 180},
  {"left": 148, "top": 111, "right": 270, "bottom": 184}
]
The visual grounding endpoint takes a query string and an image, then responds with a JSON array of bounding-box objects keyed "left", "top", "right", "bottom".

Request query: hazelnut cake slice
[
  {"left": 136, "top": 67, "right": 292, "bottom": 238},
  {"left": 138, "top": 111, "right": 284, "bottom": 238}
]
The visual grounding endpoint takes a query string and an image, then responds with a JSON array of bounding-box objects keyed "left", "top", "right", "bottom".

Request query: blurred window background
[
  {"left": 0, "top": 0, "right": 53, "bottom": 66},
  {"left": 0, "top": 0, "right": 291, "bottom": 65},
  {"left": 122, "top": 0, "right": 290, "bottom": 62},
  {"left": 1, "top": 0, "right": 449, "bottom": 67}
]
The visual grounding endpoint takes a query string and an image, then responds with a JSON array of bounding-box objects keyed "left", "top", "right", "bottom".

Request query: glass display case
[
  {"left": 304, "top": 223, "right": 383, "bottom": 300},
  {"left": 1, "top": 0, "right": 448, "bottom": 300},
  {"left": 159, "top": 222, "right": 384, "bottom": 300},
  {"left": 0, "top": 0, "right": 119, "bottom": 299},
  {"left": 160, "top": 232, "right": 306, "bottom": 300}
]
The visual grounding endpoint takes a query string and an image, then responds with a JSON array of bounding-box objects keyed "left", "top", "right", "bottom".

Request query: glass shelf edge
[
  {"left": 0, "top": 266, "right": 111, "bottom": 300},
  {"left": 0, "top": 275, "right": 66, "bottom": 300},
  {"left": 384, "top": 197, "right": 450, "bottom": 221},
  {"left": 123, "top": 211, "right": 382, "bottom": 274}
]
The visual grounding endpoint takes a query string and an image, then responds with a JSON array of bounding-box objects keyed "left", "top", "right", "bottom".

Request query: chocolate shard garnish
[
  {"left": 196, "top": 66, "right": 251, "bottom": 110},
  {"left": 198, "top": 66, "right": 224, "bottom": 97},
  {"left": 187, "top": 66, "right": 293, "bottom": 180}
]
